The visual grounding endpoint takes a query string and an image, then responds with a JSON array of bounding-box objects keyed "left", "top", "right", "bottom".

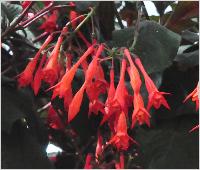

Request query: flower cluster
[{"left": 17, "top": 2, "right": 200, "bottom": 168}]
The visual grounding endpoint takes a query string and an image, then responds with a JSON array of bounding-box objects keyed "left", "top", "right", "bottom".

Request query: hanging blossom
[
  {"left": 124, "top": 49, "right": 151, "bottom": 128},
  {"left": 84, "top": 153, "right": 93, "bottom": 169},
  {"left": 100, "top": 64, "right": 119, "bottom": 131},
  {"left": 134, "top": 57, "right": 170, "bottom": 111},
  {"left": 183, "top": 83, "right": 199, "bottom": 111},
  {"left": 95, "top": 132, "right": 103, "bottom": 163},
  {"left": 131, "top": 93, "right": 151, "bottom": 128},
  {"left": 31, "top": 53, "right": 47, "bottom": 95},
  {"left": 68, "top": 44, "right": 104, "bottom": 123},
  {"left": 113, "top": 59, "right": 128, "bottom": 114},
  {"left": 47, "top": 105, "right": 65, "bottom": 130},
  {"left": 115, "top": 153, "right": 124, "bottom": 169},
  {"left": 17, "top": 34, "right": 53, "bottom": 87},
  {"left": 42, "top": 35, "right": 63, "bottom": 86},
  {"left": 108, "top": 111, "right": 137, "bottom": 151},
  {"left": 39, "top": 10, "right": 58, "bottom": 33}
]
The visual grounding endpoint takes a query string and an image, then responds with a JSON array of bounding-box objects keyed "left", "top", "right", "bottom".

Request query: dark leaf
[
  {"left": 110, "top": 20, "right": 181, "bottom": 74},
  {"left": 174, "top": 49, "right": 199, "bottom": 70},
  {"left": 1, "top": 2, "right": 22, "bottom": 23},
  {"left": 181, "top": 30, "right": 199, "bottom": 43},
  {"left": 135, "top": 115, "right": 198, "bottom": 169},
  {"left": 153, "top": 1, "right": 174, "bottom": 16},
  {"left": 97, "top": 1, "right": 115, "bottom": 40},
  {"left": 2, "top": 121, "right": 54, "bottom": 168},
  {"left": 166, "top": 1, "right": 199, "bottom": 33}
]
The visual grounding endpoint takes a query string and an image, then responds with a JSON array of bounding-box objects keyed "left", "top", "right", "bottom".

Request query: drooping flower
[
  {"left": 115, "top": 153, "right": 124, "bottom": 169},
  {"left": 57, "top": 45, "right": 94, "bottom": 99},
  {"left": 39, "top": 10, "right": 58, "bottom": 33},
  {"left": 183, "top": 83, "right": 199, "bottom": 111},
  {"left": 43, "top": 36, "right": 63, "bottom": 86},
  {"left": 32, "top": 54, "right": 47, "bottom": 95},
  {"left": 124, "top": 49, "right": 142, "bottom": 93},
  {"left": 113, "top": 59, "right": 127, "bottom": 113},
  {"left": 17, "top": 34, "right": 53, "bottom": 87},
  {"left": 95, "top": 132, "right": 103, "bottom": 163},
  {"left": 68, "top": 45, "right": 104, "bottom": 123},
  {"left": 135, "top": 57, "right": 170, "bottom": 111},
  {"left": 21, "top": 1, "right": 31, "bottom": 9},
  {"left": 100, "top": 66, "right": 119, "bottom": 127},
  {"left": 47, "top": 105, "right": 65, "bottom": 130},
  {"left": 108, "top": 112, "right": 137, "bottom": 151},
  {"left": 68, "top": 83, "right": 86, "bottom": 123},
  {"left": 131, "top": 93, "right": 151, "bottom": 128},
  {"left": 84, "top": 153, "right": 93, "bottom": 169}
]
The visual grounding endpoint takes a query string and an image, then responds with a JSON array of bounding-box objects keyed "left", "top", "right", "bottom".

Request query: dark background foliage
[{"left": 1, "top": 1, "right": 199, "bottom": 169}]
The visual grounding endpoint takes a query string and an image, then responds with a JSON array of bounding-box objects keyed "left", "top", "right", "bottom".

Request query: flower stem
[
  {"left": 1, "top": 2, "right": 35, "bottom": 39},
  {"left": 129, "top": 2, "right": 143, "bottom": 51}
]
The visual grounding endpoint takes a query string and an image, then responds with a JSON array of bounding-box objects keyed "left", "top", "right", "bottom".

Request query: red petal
[{"left": 68, "top": 83, "right": 86, "bottom": 123}]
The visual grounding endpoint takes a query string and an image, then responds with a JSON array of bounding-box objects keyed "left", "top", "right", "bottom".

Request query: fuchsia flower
[
  {"left": 43, "top": 36, "right": 63, "bottom": 86},
  {"left": 113, "top": 59, "right": 127, "bottom": 113},
  {"left": 68, "top": 44, "right": 104, "bottom": 123},
  {"left": 183, "top": 83, "right": 199, "bottom": 111},
  {"left": 84, "top": 153, "right": 93, "bottom": 169},
  {"left": 17, "top": 34, "right": 53, "bottom": 88},
  {"left": 39, "top": 10, "right": 58, "bottom": 33},
  {"left": 108, "top": 111, "right": 137, "bottom": 151},
  {"left": 131, "top": 93, "right": 151, "bottom": 128},
  {"left": 32, "top": 54, "right": 47, "bottom": 95},
  {"left": 47, "top": 105, "right": 65, "bottom": 130},
  {"left": 124, "top": 49, "right": 142, "bottom": 93},
  {"left": 135, "top": 57, "right": 170, "bottom": 111},
  {"left": 124, "top": 49, "right": 151, "bottom": 128},
  {"left": 115, "top": 153, "right": 124, "bottom": 169},
  {"left": 95, "top": 132, "right": 103, "bottom": 163}
]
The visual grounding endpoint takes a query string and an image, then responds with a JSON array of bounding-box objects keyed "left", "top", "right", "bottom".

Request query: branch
[{"left": 1, "top": 2, "right": 35, "bottom": 39}]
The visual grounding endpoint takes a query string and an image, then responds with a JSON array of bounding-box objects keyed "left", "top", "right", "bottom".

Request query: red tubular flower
[
  {"left": 57, "top": 45, "right": 94, "bottom": 99},
  {"left": 84, "top": 153, "right": 93, "bottom": 169},
  {"left": 113, "top": 59, "right": 127, "bottom": 112},
  {"left": 43, "top": 36, "right": 63, "bottom": 86},
  {"left": 95, "top": 132, "right": 103, "bottom": 163},
  {"left": 32, "top": 54, "right": 47, "bottom": 95},
  {"left": 17, "top": 34, "right": 53, "bottom": 87},
  {"left": 108, "top": 112, "right": 137, "bottom": 151},
  {"left": 68, "top": 83, "right": 86, "bottom": 123},
  {"left": 132, "top": 93, "right": 151, "bottom": 128},
  {"left": 68, "top": 45, "right": 104, "bottom": 123},
  {"left": 100, "top": 67, "right": 119, "bottom": 126},
  {"left": 39, "top": 10, "right": 58, "bottom": 33},
  {"left": 183, "top": 83, "right": 199, "bottom": 111},
  {"left": 47, "top": 105, "right": 65, "bottom": 130},
  {"left": 21, "top": 1, "right": 31, "bottom": 9},
  {"left": 124, "top": 49, "right": 142, "bottom": 93},
  {"left": 135, "top": 57, "right": 170, "bottom": 111},
  {"left": 115, "top": 153, "right": 124, "bottom": 169}
]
